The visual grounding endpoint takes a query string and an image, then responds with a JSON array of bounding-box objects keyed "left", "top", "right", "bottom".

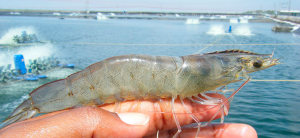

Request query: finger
[
  {"left": 1, "top": 93, "right": 229, "bottom": 137},
  {"left": 100, "top": 93, "right": 230, "bottom": 136},
  {"left": 145, "top": 123, "right": 258, "bottom": 138},
  {"left": 0, "top": 106, "right": 150, "bottom": 138}
]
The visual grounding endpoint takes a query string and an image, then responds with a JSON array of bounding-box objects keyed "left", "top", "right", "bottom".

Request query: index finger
[
  {"left": 145, "top": 123, "right": 257, "bottom": 138},
  {"left": 3, "top": 93, "right": 229, "bottom": 137},
  {"left": 100, "top": 93, "right": 230, "bottom": 136}
]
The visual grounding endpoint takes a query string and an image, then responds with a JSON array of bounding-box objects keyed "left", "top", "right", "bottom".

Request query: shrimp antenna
[
  {"left": 276, "top": 56, "right": 283, "bottom": 62},
  {"left": 271, "top": 46, "right": 276, "bottom": 58},
  {"left": 281, "top": 62, "right": 290, "bottom": 66},
  {"left": 275, "top": 56, "right": 286, "bottom": 65}
]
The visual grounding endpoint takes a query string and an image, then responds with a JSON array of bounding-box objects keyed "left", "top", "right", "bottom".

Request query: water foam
[
  {"left": 185, "top": 19, "right": 200, "bottom": 24},
  {"left": 207, "top": 25, "right": 226, "bottom": 35},
  {"left": 291, "top": 26, "right": 300, "bottom": 32},
  {"left": 0, "top": 27, "right": 37, "bottom": 44},
  {"left": 0, "top": 43, "right": 55, "bottom": 68},
  {"left": 97, "top": 13, "right": 107, "bottom": 20},
  {"left": 232, "top": 26, "right": 252, "bottom": 35},
  {"left": 240, "top": 19, "right": 249, "bottom": 23},
  {"left": 230, "top": 19, "right": 239, "bottom": 23}
]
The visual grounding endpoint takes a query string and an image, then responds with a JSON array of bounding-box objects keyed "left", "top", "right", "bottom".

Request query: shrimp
[{"left": 0, "top": 49, "right": 280, "bottom": 137}]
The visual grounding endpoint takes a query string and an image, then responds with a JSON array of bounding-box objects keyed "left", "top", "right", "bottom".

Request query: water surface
[{"left": 0, "top": 16, "right": 300, "bottom": 138}]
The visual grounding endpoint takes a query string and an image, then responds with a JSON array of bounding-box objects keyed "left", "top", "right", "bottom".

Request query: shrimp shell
[{"left": 0, "top": 50, "right": 281, "bottom": 137}]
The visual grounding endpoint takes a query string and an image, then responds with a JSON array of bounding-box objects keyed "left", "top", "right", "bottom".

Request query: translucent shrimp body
[{"left": 0, "top": 50, "right": 280, "bottom": 136}]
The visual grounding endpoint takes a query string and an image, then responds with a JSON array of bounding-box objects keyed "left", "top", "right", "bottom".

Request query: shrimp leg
[
  {"left": 171, "top": 97, "right": 181, "bottom": 138},
  {"left": 200, "top": 78, "right": 251, "bottom": 127},
  {"left": 180, "top": 97, "right": 201, "bottom": 137}
]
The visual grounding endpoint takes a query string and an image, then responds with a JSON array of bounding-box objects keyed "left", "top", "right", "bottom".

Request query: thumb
[{"left": 92, "top": 108, "right": 150, "bottom": 137}]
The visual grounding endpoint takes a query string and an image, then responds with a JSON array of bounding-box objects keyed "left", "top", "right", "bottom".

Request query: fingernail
[{"left": 117, "top": 113, "right": 149, "bottom": 126}]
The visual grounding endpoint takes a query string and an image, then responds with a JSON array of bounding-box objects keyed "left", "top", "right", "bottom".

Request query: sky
[{"left": 1, "top": 0, "right": 300, "bottom": 13}]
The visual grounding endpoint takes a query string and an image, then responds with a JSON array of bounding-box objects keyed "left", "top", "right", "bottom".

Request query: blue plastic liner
[
  {"left": 25, "top": 77, "right": 38, "bottom": 81},
  {"left": 65, "top": 64, "right": 74, "bottom": 68},
  {"left": 11, "top": 77, "right": 23, "bottom": 80},
  {"left": 58, "top": 64, "right": 75, "bottom": 68},
  {"left": 35, "top": 75, "right": 47, "bottom": 78}
]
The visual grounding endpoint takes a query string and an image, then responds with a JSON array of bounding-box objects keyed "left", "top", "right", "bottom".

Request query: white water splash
[
  {"left": 0, "top": 43, "right": 55, "bottom": 69},
  {"left": 291, "top": 26, "right": 300, "bottom": 32},
  {"left": 240, "top": 19, "right": 249, "bottom": 23},
  {"left": 0, "top": 27, "right": 37, "bottom": 44},
  {"left": 97, "top": 13, "right": 107, "bottom": 20},
  {"left": 207, "top": 25, "right": 226, "bottom": 35},
  {"left": 230, "top": 19, "right": 239, "bottom": 23},
  {"left": 232, "top": 26, "right": 252, "bottom": 35},
  {"left": 185, "top": 19, "right": 200, "bottom": 24}
]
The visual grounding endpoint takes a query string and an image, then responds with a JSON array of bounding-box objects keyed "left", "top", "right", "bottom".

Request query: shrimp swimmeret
[{"left": 0, "top": 49, "right": 281, "bottom": 137}]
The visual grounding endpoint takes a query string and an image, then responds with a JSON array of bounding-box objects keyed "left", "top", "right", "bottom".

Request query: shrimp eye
[{"left": 253, "top": 60, "right": 263, "bottom": 68}]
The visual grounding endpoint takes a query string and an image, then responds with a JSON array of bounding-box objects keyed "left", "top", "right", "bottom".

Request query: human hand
[{"left": 0, "top": 93, "right": 257, "bottom": 138}]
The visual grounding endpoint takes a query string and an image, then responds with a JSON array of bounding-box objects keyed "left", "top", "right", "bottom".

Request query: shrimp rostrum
[{"left": 0, "top": 49, "right": 280, "bottom": 137}]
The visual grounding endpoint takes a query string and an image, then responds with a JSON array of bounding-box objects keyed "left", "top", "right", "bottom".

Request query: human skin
[{"left": 0, "top": 93, "right": 257, "bottom": 138}]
